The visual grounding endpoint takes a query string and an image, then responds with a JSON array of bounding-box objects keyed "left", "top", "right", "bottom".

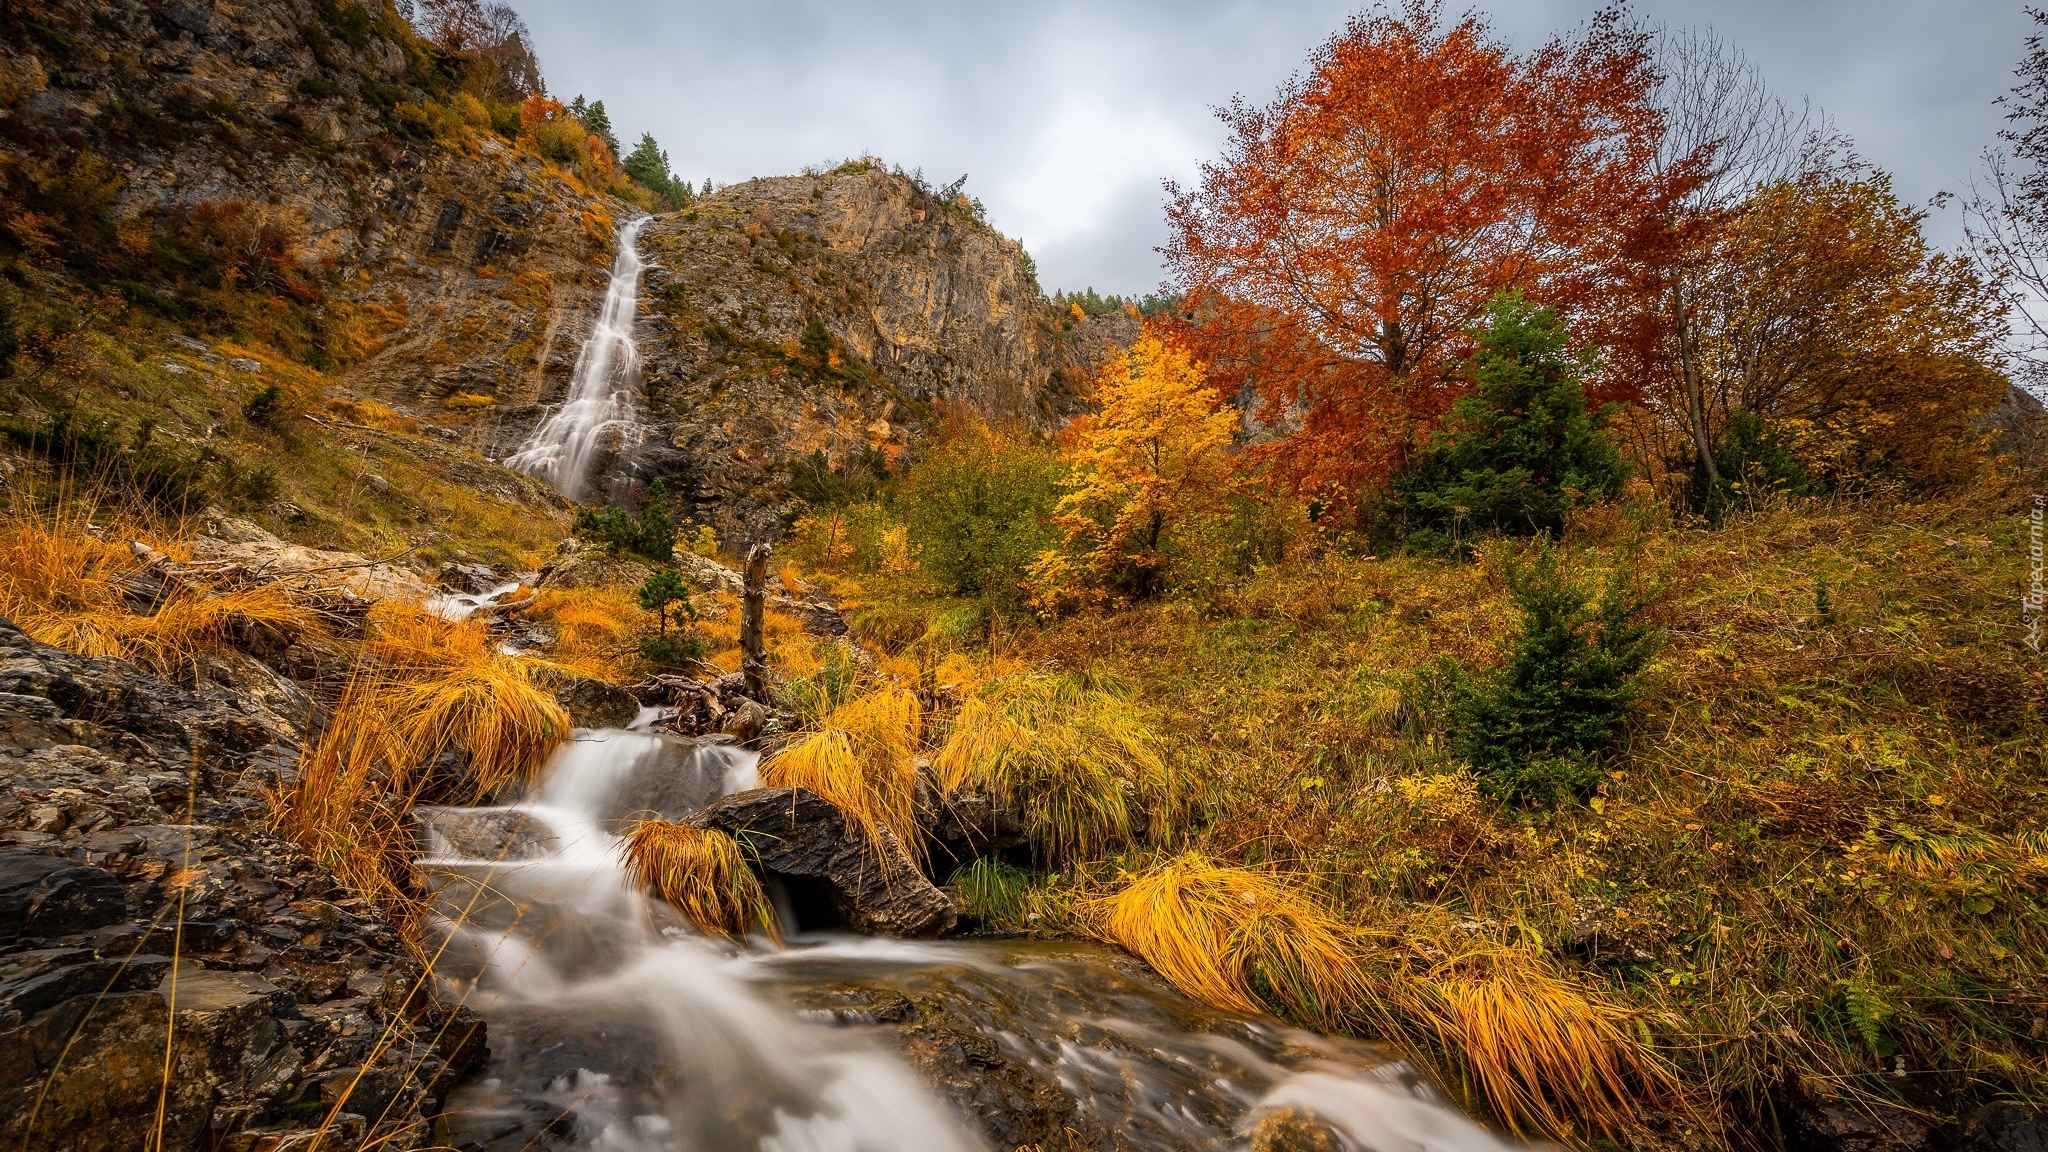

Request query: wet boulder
[
  {"left": 689, "top": 787, "right": 957, "bottom": 937},
  {"left": 554, "top": 676, "right": 640, "bottom": 730},
  {"left": 0, "top": 853, "right": 126, "bottom": 941}
]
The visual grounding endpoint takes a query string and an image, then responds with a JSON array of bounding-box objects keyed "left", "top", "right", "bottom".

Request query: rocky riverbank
[{"left": 0, "top": 617, "right": 485, "bottom": 1152}]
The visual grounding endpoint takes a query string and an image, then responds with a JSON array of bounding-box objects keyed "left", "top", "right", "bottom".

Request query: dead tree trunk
[{"left": 740, "top": 542, "right": 772, "bottom": 702}]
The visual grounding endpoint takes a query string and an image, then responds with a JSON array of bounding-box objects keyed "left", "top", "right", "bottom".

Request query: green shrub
[
  {"left": 901, "top": 428, "right": 1061, "bottom": 614},
  {"left": 2, "top": 411, "right": 212, "bottom": 512},
  {"left": 1385, "top": 291, "right": 1628, "bottom": 551},
  {"left": 241, "top": 383, "right": 285, "bottom": 429},
  {"left": 574, "top": 477, "right": 678, "bottom": 561},
  {"left": 639, "top": 632, "right": 707, "bottom": 670},
  {"left": 1694, "top": 408, "right": 1813, "bottom": 520},
  {"left": 787, "top": 447, "right": 886, "bottom": 509},
  {"left": 1435, "top": 539, "right": 1662, "bottom": 806}
]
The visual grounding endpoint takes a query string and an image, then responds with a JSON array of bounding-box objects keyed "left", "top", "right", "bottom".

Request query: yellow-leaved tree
[{"left": 1028, "top": 330, "right": 1237, "bottom": 612}]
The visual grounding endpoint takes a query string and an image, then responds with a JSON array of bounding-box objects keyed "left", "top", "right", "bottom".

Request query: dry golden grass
[
  {"left": 364, "top": 601, "right": 571, "bottom": 797},
  {"left": 1391, "top": 947, "right": 1681, "bottom": 1141},
  {"left": 265, "top": 683, "right": 428, "bottom": 930},
  {"left": 1095, "top": 853, "right": 1363, "bottom": 1027},
  {"left": 0, "top": 506, "right": 319, "bottom": 678},
  {"left": 761, "top": 685, "right": 923, "bottom": 860},
  {"left": 935, "top": 674, "right": 1172, "bottom": 864},
  {"left": 526, "top": 585, "right": 647, "bottom": 681},
  {"left": 620, "top": 819, "right": 779, "bottom": 943}
]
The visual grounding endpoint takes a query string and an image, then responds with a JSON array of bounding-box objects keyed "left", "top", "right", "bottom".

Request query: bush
[
  {"left": 639, "top": 632, "right": 707, "bottom": 670},
  {"left": 574, "top": 477, "right": 678, "bottom": 561},
  {"left": 3, "top": 411, "right": 213, "bottom": 512},
  {"left": 636, "top": 567, "right": 693, "bottom": 634},
  {"left": 1385, "top": 292, "right": 1628, "bottom": 551},
  {"left": 1693, "top": 408, "right": 1813, "bottom": 520},
  {"left": 902, "top": 423, "right": 1062, "bottom": 614},
  {"left": 1437, "top": 539, "right": 1662, "bottom": 806},
  {"left": 241, "top": 383, "right": 286, "bottom": 429}
]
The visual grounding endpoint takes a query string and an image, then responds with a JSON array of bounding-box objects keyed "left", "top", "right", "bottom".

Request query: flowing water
[
  {"left": 415, "top": 728, "right": 1519, "bottom": 1152},
  {"left": 505, "top": 217, "right": 651, "bottom": 501}
]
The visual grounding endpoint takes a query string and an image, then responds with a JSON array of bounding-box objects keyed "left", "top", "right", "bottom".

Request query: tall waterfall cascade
[
  {"left": 417, "top": 726, "right": 1516, "bottom": 1152},
  {"left": 505, "top": 216, "right": 650, "bottom": 501}
]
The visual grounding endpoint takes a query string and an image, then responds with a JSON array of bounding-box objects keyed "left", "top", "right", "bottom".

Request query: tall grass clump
[
  {"left": 0, "top": 504, "right": 318, "bottom": 678},
  {"left": 949, "top": 857, "right": 1038, "bottom": 930},
  {"left": 364, "top": 601, "right": 571, "bottom": 798},
  {"left": 935, "top": 673, "right": 1172, "bottom": 863},
  {"left": 1392, "top": 945, "right": 1681, "bottom": 1141},
  {"left": 620, "top": 819, "right": 779, "bottom": 943},
  {"left": 1096, "top": 853, "right": 1363, "bottom": 1027},
  {"left": 761, "top": 684, "right": 923, "bottom": 859},
  {"left": 266, "top": 683, "right": 428, "bottom": 930}
]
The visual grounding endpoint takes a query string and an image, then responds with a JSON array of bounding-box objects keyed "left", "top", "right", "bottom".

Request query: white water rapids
[
  {"left": 505, "top": 217, "right": 650, "bottom": 501},
  {"left": 415, "top": 727, "right": 1521, "bottom": 1152}
]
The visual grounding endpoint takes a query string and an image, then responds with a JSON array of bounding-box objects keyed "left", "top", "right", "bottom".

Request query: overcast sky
[{"left": 514, "top": 0, "right": 2035, "bottom": 298}]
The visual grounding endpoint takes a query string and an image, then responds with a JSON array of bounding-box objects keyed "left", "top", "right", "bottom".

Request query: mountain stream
[{"left": 414, "top": 726, "right": 1517, "bottom": 1152}]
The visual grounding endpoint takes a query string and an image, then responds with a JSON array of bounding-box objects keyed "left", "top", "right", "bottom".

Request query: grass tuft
[
  {"left": 935, "top": 673, "right": 1172, "bottom": 864},
  {"left": 760, "top": 684, "right": 923, "bottom": 861},
  {"left": 620, "top": 819, "right": 780, "bottom": 943},
  {"left": 1095, "top": 852, "right": 1363, "bottom": 1027},
  {"left": 365, "top": 601, "right": 571, "bottom": 797},
  {"left": 1395, "top": 947, "right": 1680, "bottom": 1140}
]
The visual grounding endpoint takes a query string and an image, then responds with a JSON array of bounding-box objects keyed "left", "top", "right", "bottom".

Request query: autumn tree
[
  {"left": 1638, "top": 25, "right": 1837, "bottom": 492},
  {"left": 1164, "top": 1, "right": 1672, "bottom": 520},
  {"left": 1965, "top": 8, "right": 2048, "bottom": 388},
  {"left": 1028, "top": 330, "right": 1236, "bottom": 608},
  {"left": 1685, "top": 170, "right": 2007, "bottom": 493}
]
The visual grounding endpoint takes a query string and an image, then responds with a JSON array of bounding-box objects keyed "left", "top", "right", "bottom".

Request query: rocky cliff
[{"left": 616, "top": 165, "right": 1134, "bottom": 536}]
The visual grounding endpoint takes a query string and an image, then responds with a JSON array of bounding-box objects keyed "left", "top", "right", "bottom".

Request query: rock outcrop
[
  {"left": 690, "top": 787, "right": 958, "bottom": 937},
  {"left": 609, "top": 166, "right": 1139, "bottom": 537},
  {"left": 0, "top": 618, "right": 485, "bottom": 1151}
]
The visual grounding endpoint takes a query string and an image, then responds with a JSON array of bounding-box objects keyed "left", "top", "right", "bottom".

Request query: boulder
[
  {"left": 536, "top": 546, "right": 651, "bottom": 590},
  {"left": 689, "top": 787, "right": 957, "bottom": 937},
  {"left": 0, "top": 853, "right": 126, "bottom": 941},
  {"left": 1958, "top": 1104, "right": 2048, "bottom": 1152},
  {"left": 553, "top": 676, "right": 640, "bottom": 729},
  {"left": 0, "top": 616, "right": 480, "bottom": 1151},
  {"left": 180, "top": 513, "right": 433, "bottom": 605}
]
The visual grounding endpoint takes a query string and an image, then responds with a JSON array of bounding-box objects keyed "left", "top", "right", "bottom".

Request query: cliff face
[
  {"left": 619, "top": 165, "right": 1135, "bottom": 537},
  {"left": 0, "top": 0, "right": 1136, "bottom": 545}
]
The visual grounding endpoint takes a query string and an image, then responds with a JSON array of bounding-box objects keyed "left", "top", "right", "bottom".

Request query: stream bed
[{"left": 415, "top": 727, "right": 1513, "bottom": 1152}]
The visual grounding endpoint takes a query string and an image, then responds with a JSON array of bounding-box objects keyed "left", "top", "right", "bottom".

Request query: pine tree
[
  {"left": 624, "top": 133, "right": 688, "bottom": 210},
  {"left": 1386, "top": 291, "right": 1628, "bottom": 551}
]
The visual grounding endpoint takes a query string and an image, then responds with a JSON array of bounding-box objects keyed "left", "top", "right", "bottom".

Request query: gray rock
[
  {"left": 1958, "top": 1104, "right": 2048, "bottom": 1152},
  {"left": 689, "top": 787, "right": 957, "bottom": 937},
  {"left": 554, "top": 676, "right": 640, "bottom": 730}
]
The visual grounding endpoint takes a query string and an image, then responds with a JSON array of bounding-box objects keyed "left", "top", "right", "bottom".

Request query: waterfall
[
  {"left": 505, "top": 216, "right": 651, "bottom": 502},
  {"left": 416, "top": 729, "right": 1518, "bottom": 1152}
]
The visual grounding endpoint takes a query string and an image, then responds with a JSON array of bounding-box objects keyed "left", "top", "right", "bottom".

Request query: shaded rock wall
[{"left": 0, "top": 618, "right": 483, "bottom": 1151}]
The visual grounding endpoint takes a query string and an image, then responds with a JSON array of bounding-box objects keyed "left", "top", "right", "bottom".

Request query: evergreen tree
[
  {"left": 1445, "top": 539, "right": 1662, "bottom": 806},
  {"left": 1386, "top": 291, "right": 1628, "bottom": 551},
  {"left": 569, "top": 95, "right": 619, "bottom": 157},
  {"left": 624, "top": 134, "right": 689, "bottom": 210},
  {"left": 636, "top": 568, "right": 692, "bottom": 635}
]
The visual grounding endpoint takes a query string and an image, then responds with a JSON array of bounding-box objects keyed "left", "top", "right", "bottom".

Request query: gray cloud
[{"left": 516, "top": 0, "right": 2035, "bottom": 296}]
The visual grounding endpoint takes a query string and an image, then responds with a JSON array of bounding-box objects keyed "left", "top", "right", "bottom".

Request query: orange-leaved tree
[
  {"left": 1028, "top": 330, "right": 1236, "bottom": 610},
  {"left": 1683, "top": 169, "right": 2007, "bottom": 491},
  {"left": 1164, "top": 1, "right": 1675, "bottom": 521}
]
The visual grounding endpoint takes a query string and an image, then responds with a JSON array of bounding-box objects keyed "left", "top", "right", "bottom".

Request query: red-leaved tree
[{"left": 1164, "top": 1, "right": 1682, "bottom": 518}]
